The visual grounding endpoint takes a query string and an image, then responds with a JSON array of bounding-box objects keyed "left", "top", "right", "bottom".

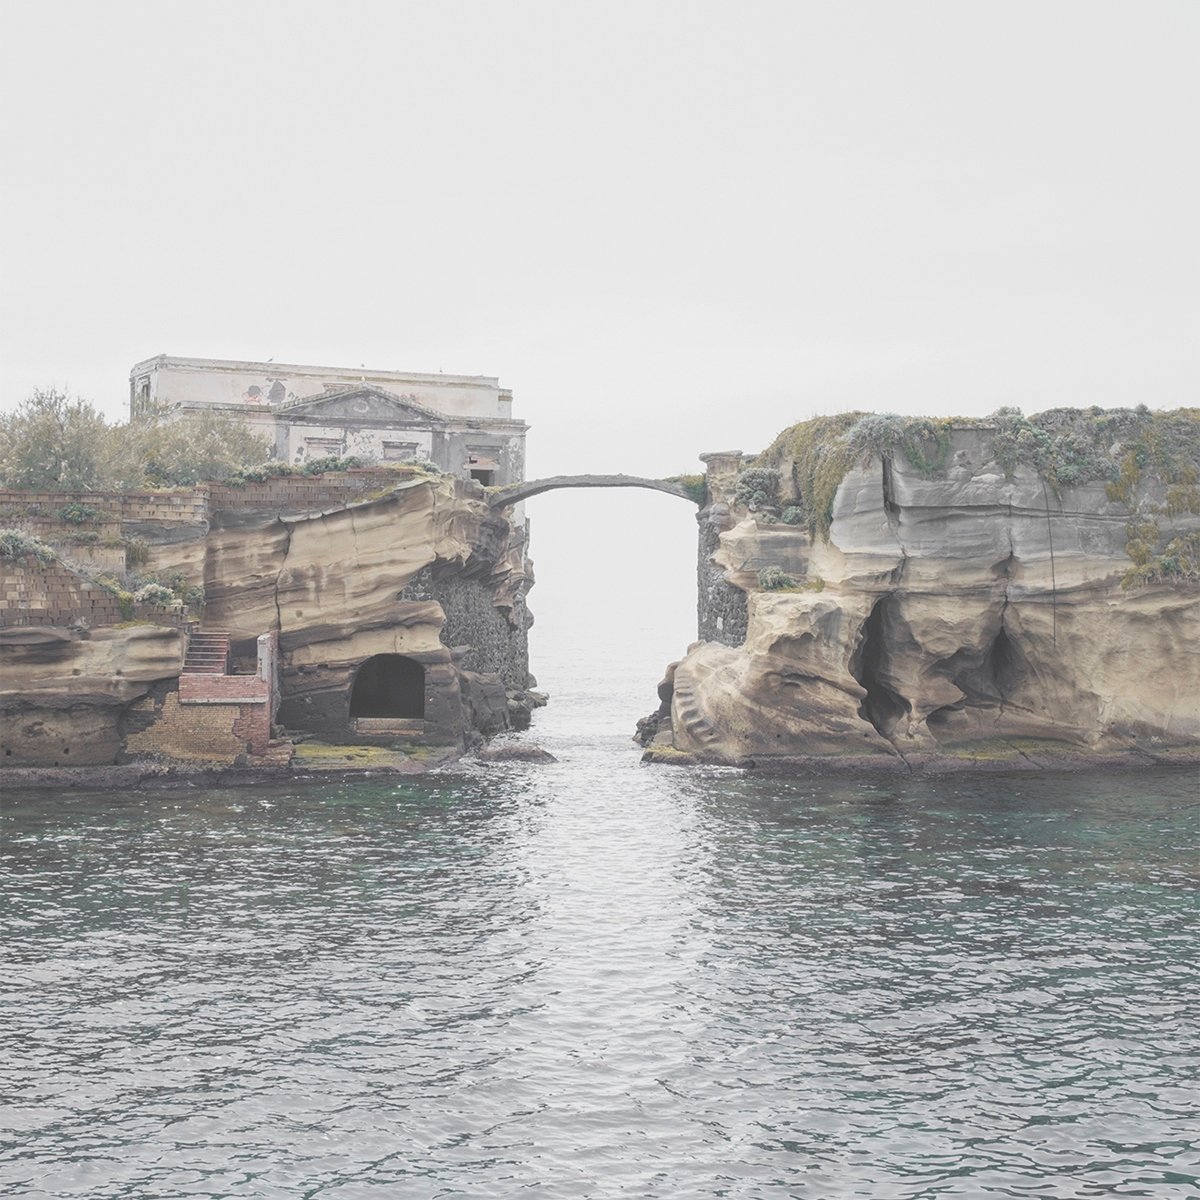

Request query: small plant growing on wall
[
  {"left": 132, "top": 583, "right": 176, "bottom": 606},
  {"left": 0, "top": 528, "right": 56, "bottom": 564},
  {"left": 666, "top": 474, "right": 706, "bottom": 505},
  {"left": 757, "top": 565, "right": 798, "bottom": 590},
  {"left": 57, "top": 501, "right": 102, "bottom": 524}
]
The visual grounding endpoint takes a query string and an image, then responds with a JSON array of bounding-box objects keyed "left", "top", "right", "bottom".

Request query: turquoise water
[{"left": 3, "top": 727, "right": 1197, "bottom": 1197}]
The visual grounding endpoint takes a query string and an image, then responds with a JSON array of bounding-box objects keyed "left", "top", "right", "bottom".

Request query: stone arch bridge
[{"left": 487, "top": 474, "right": 700, "bottom": 508}]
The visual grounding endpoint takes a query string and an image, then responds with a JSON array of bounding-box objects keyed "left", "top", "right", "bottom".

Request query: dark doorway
[
  {"left": 470, "top": 468, "right": 495, "bottom": 485},
  {"left": 349, "top": 654, "right": 425, "bottom": 719}
]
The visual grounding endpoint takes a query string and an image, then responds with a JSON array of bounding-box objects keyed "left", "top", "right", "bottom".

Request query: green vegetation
[
  {"left": 126, "top": 569, "right": 204, "bottom": 613},
  {"left": 846, "top": 413, "right": 953, "bottom": 479},
  {"left": 665, "top": 474, "right": 706, "bottom": 505},
  {"left": 754, "top": 565, "right": 824, "bottom": 593},
  {"left": 1122, "top": 533, "right": 1200, "bottom": 590},
  {"left": 752, "top": 411, "right": 864, "bottom": 539},
  {"left": 94, "top": 568, "right": 203, "bottom": 616},
  {"left": 0, "top": 389, "right": 440, "bottom": 495},
  {"left": 57, "top": 501, "right": 104, "bottom": 524},
  {"left": 0, "top": 528, "right": 56, "bottom": 563},
  {"left": 733, "top": 467, "right": 781, "bottom": 513},
  {"left": 0, "top": 389, "right": 270, "bottom": 491},
  {"left": 132, "top": 583, "right": 176, "bottom": 606},
  {"left": 746, "top": 408, "right": 1200, "bottom": 589},
  {"left": 756, "top": 565, "right": 797, "bottom": 590},
  {"left": 222, "top": 455, "right": 366, "bottom": 486}
]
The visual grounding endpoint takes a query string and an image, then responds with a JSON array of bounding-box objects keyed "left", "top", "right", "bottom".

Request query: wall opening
[
  {"left": 349, "top": 654, "right": 425, "bottom": 720},
  {"left": 470, "top": 468, "right": 495, "bottom": 485}
]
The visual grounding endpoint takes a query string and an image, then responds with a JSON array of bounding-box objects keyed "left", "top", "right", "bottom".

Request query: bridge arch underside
[{"left": 488, "top": 474, "right": 697, "bottom": 508}]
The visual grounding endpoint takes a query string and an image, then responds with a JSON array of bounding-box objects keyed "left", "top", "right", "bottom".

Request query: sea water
[{"left": 3, "top": 504, "right": 1199, "bottom": 1197}]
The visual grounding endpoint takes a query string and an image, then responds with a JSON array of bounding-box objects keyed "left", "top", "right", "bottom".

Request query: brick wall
[
  {"left": 0, "top": 489, "right": 209, "bottom": 524},
  {"left": 179, "top": 674, "right": 270, "bottom": 703},
  {"left": 201, "top": 468, "right": 413, "bottom": 512},
  {"left": 0, "top": 469, "right": 418, "bottom": 530},
  {"left": 125, "top": 692, "right": 266, "bottom": 761},
  {"left": 0, "top": 560, "right": 186, "bottom": 628}
]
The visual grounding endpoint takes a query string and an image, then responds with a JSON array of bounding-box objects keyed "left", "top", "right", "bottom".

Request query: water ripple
[{"left": 2, "top": 743, "right": 1198, "bottom": 1197}]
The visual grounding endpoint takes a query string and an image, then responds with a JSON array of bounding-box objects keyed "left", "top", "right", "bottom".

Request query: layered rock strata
[
  {"left": 1, "top": 473, "right": 535, "bottom": 766},
  {"left": 652, "top": 422, "right": 1200, "bottom": 768}
]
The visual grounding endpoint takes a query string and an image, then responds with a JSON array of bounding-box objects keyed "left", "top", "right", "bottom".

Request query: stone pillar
[
  {"left": 699, "top": 451, "right": 743, "bottom": 508},
  {"left": 257, "top": 630, "right": 280, "bottom": 721}
]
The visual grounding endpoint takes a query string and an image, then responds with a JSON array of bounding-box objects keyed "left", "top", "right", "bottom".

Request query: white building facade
[{"left": 129, "top": 356, "right": 527, "bottom": 486}]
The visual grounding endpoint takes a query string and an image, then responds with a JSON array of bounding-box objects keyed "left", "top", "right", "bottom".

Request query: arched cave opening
[
  {"left": 349, "top": 654, "right": 426, "bottom": 720},
  {"left": 849, "top": 594, "right": 912, "bottom": 738}
]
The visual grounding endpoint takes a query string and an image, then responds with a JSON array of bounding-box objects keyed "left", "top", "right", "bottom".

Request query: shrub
[
  {"left": 132, "top": 583, "right": 176, "bottom": 606},
  {"left": 58, "top": 501, "right": 102, "bottom": 525},
  {"left": 302, "top": 454, "right": 363, "bottom": 476},
  {"left": 757, "top": 565, "right": 798, "bottom": 590},
  {"left": 0, "top": 528, "right": 56, "bottom": 564},
  {"left": 666, "top": 474, "right": 706, "bottom": 505},
  {"left": 733, "top": 467, "right": 781, "bottom": 512},
  {"left": 124, "top": 569, "right": 204, "bottom": 613},
  {"left": 0, "top": 389, "right": 112, "bottom": 492},
  {"left": 847, "top": 414, "right": 952, "bottom": 478}
]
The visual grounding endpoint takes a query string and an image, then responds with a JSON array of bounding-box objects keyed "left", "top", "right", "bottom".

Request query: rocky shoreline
[{"left": 5, "top": 743, "right": 1196, "bottom": 793}]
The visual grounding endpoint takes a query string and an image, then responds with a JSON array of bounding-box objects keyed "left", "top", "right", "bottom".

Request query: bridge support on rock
[{"left": 487, "top": 474, "right": 700, "bottom": 508}]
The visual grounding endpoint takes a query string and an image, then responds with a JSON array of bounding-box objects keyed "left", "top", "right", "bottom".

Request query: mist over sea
[{"left": 3, "top": 493, "right": 1198, "bottom": 1198}]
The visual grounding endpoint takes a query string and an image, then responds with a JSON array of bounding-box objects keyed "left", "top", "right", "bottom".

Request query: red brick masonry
[{"left": 178, "top": 675, "right": 270, "bottom": 704}]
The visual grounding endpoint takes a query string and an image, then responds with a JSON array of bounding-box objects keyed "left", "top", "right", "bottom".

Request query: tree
[
  {"left": 115, "top": 400, "right": 271, "bottom": 488},
  {"left": 0, "top": 388, "right": 113, "bottom": 491},
  {"left": 0, "top": 389, "right": 271, "bottom": 492}
]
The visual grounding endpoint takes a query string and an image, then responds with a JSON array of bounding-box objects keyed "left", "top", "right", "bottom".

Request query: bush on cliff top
[
  {"left": 749, "top": 406, "right": 1200, "bottom": 543},
  {"left": 0, "top": 528, "right": 56, "bottom": 564},
  {"left": 0, "top": 389, "right": 269, "bottom": 491}
]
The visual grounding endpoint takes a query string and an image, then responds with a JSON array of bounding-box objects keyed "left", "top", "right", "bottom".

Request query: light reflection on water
[{"left": 2, "top": 631, "right": 1199, "bottom": 1196}]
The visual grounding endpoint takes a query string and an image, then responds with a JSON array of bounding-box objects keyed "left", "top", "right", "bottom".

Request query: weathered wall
[
  {"left": 131, "top": 356, "right": 513, "bottom": 419},
  {"left": 696, "top": 505, "right": 748, "bottom": 647},
  {"left": 0, "top": 559, "right": 185, "bottom": 628}
]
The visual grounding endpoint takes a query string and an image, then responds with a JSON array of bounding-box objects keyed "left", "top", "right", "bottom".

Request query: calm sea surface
[{"left": 2, "top": 603, "right": 1199, "bottom": 1198}]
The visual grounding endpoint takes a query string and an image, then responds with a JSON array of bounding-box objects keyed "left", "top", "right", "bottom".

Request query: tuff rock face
[
  {"left": 147, "top": 475, "right": 534, "bottom": 747},
  {"left": 0, "top": 624, "right": 184, "bottom": 765},
  {"left": 1, "top": 473, "right": 534, "bottom": 766},
  {"left": 661, "top": 426, "right": 1200, "bottom": 768}
]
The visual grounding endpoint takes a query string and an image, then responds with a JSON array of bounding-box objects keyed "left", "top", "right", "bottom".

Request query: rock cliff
[
  {"left": 1, "top": 470, "right": 535, "bottom": 767},
  {"left": 652, "top": 410, "right": 1200, "bottom": 769}
]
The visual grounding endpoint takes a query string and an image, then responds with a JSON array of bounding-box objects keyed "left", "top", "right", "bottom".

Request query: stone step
[{"left": 183, "top": 629, "right": 231, "bottom": 676}]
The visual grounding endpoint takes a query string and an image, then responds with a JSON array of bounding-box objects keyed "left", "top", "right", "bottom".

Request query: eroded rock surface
[
  {"left": 664, "top": 422, "right": 1200, "bottom": 767},
  {"left": 2, "top": 474, "right": 534, "bottom": 766}
]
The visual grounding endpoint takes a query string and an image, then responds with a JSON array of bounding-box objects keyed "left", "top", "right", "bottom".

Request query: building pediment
[{"left": 282, "top": 387, "right": 443, "bottom": 426}]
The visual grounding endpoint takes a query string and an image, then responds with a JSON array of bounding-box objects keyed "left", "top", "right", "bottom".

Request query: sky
[{"left": 1, "top": 2, "right": 1196, "bottom": 682}]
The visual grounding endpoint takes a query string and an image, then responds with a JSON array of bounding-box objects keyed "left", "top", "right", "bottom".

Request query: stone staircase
[{"left": 182, "top": 630, "right": 231, "bottom": 675}]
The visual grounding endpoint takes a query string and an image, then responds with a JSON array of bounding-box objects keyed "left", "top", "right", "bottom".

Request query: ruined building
[{"left": 129, "top": 355, "right": 528, "bottom": 485}]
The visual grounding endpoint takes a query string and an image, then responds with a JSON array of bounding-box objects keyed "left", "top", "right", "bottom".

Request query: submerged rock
[{"left": 474, "top": 742, "right": 557, "bottom": 763}]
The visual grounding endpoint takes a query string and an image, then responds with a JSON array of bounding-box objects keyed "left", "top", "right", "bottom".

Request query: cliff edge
[{"left": 647, "top": 408, "right": 1200, "bottom": 769}]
